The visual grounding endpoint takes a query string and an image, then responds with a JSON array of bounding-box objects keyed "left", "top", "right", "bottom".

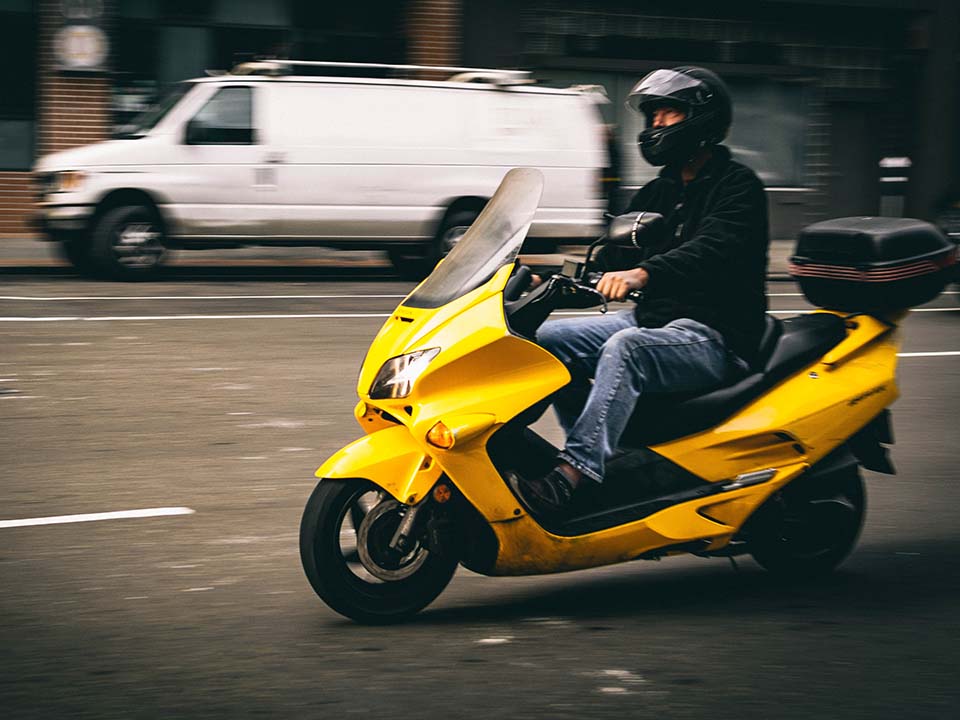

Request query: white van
[{"left": 33, "top": 60, "right": 608, "bottom": 279}]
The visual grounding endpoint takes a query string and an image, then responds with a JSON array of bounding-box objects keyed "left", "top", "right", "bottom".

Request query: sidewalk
[{"left": 0, "top": 236, "right": 796, "bottom": 278}]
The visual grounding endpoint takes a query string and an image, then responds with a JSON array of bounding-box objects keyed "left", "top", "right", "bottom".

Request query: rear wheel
[
  {"left": 748, "top": 466, "right": 865, "bottom": 577},
  {"left": 388, "top": 209, "right": 478, "bottom": 280},
  {"left": 299, "top": 479, "right": 458, "bottom": 624},
  {"left": 90, "top": 205, "right": 167, "bottom": 280}
]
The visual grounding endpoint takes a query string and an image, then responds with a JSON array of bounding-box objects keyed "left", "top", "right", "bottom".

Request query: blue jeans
[{"left": 537, "top": 311, "right": 749, "bottom": 483}]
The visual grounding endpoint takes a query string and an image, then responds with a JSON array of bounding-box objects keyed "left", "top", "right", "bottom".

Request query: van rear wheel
[
  {"left": 388, "top": 209, "right": 478, "bottom": 280},
  {"left": 90, "top": 205, "right": 167, "bottom": 281}
]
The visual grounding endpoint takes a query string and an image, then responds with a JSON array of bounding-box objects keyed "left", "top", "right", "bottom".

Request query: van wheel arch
[
  {"left": 388, "top": 197, "right": 488, "bottom": 280},
  {"left": 88, "top": 189, "right": 169, "bottom": 238}
]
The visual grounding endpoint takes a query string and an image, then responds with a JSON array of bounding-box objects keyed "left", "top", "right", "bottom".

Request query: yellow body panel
[
  {"left": 651, "top": 313, "right": 900, "bottom": 481},
  {"left": 315, "top": 424, "right": 442, "bottom": 506},
  {"left": 488, "top": 463, "right": 807, "bottom": 575}
]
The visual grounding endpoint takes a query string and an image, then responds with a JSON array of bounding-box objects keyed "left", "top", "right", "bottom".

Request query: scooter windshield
[{"left": 403, "top": 168, "right": 544, "bottom": 309}]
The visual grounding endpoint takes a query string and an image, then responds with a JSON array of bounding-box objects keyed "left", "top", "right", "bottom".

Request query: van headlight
[
  {"left": 369, "top": 348, "right": 440, "bottom": 399},
  {"left": 53, "top": 171, "right": 87, "bottom": 193}
]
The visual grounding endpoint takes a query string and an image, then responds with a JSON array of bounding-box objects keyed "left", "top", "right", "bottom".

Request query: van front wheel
[
  {"left": 388, "top": 209, "right": 478, "bottom": 280},
  {"left": 90, "top": 205, "right": 167, "bottom": 281}
]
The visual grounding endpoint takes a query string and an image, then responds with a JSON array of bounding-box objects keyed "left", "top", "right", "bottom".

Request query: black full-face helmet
[{"left": 626, "top": 66, "right": 732, "bottom": 167}]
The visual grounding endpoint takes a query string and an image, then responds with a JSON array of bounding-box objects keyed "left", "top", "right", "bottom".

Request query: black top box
[{"left": 790, "top": 217, "right": 956, "bottom": 312}]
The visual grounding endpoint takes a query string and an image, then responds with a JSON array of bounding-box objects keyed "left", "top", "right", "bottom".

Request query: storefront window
[
  {"left": 0, "top": 4, "right": 36, "bottom": 170},
  {"left": 540, "top": 69, "right": 810, "bottom": 189}
]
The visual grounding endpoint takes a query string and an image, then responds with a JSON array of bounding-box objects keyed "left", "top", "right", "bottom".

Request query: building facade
[{"left": 2, "top": 0, "right": 957, "bottom": 239}]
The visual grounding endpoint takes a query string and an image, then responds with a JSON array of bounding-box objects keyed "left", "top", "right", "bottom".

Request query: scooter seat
[{"left": 620, "top": 313, "right": 847, "bottom": 446}]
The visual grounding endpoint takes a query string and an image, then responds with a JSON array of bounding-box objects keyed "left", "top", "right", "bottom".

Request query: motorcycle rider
[{"left": 514, "top": 66, "right": 770, "bottom": 519}]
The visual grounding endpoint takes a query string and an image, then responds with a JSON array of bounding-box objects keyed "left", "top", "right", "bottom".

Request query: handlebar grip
[{"left": 582, "top": 271, "right": 644, "bottom": 303}]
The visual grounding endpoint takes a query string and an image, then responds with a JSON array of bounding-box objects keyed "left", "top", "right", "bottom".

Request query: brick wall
[
  {"left": 0, "top": 173, "right": 35, "bottom": 236},
  {"left": 406, "top": 0, "right": 462, "bottom": 70},
  {"left": 1, "top": 1, "right": 112, "bottom": 237},
  {"left": 37, "top": 0, "right": 112, "bottom": 156}
]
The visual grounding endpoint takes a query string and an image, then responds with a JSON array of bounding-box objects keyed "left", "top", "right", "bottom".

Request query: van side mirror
[
  {"left": 606, "top": 211, "right": 665, "bottom": 248},
  {"left": 184, "top": 118, "right": 208, "bottom": 144}
]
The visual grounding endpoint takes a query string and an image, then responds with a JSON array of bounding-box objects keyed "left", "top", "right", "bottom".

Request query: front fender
[{"left": 315, "top": 425, "right": 442, "bottom": 505}]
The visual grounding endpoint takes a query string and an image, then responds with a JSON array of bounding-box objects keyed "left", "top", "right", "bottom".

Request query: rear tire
[
  {"left": 90, "top": 205, "right": 167, "bottom": 281},
  {"left": 388, "top": 209, "right": 479, "bottom": 280},
  {"left": 748, "top": 466, "right": 865, "bottom": 577},
  {"left": 299, "top": 479, "right": 458, "bottom": 624}
]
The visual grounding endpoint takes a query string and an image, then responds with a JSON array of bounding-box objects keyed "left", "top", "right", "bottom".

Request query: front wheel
[
  {"left": 299, "top": 479, "right": 458, "bottom": 624},
  {"left": 747, "top": 466, "right": 865, "bottom": 577},
  {"left": 90, "top": 205, "right": 167, "bottom": 280}
]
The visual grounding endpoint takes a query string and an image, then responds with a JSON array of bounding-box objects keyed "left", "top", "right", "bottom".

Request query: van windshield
[
  {"left": 403, "top": 168, "right": 544, "bottom": 309},
  {"left": 113, "top": 82, "right": 191, "bottom": 139}
]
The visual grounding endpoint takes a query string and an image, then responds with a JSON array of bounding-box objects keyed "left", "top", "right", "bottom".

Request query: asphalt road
[{"left": 1, "top": 266, "right": 958, "bottom": 720}]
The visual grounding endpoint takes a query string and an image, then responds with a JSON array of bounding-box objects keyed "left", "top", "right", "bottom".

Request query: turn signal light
[
  {"left": 433, "top": 484, "right": 452, "bottom": 504},
  {"left": 427, "top": 422, "right": 455, "bottom": 449}
]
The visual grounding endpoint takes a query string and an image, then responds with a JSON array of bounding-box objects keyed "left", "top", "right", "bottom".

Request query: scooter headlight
[{"left": 369, "top": 348, "right": 440, "bottom": 399}]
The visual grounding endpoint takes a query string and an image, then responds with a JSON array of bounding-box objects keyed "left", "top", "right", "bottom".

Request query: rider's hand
[
  {"left": 529, "top": 274, "right": 544, "bottom": 289},
  {"left": 596, "top": 268, "right": 649, "bottom": 301}
]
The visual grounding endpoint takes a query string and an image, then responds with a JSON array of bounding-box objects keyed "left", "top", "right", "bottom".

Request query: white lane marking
[
  {"left": 0, "top": 313, "right": 392, "bottom": 322},
  {"left": 898, "top": 351, "right": 960, "bottom": 357},
  {"left": 2, "top": 307, "right": 958, "bottom": 323},
  {"left": 0, "top": 290, "right": 955, "bottom": 301},
  {"left": 767, "top": 307, "right": 960, "bottom": 314},
  {"left": 0, "top": 294, "right": 408, "bottom": 301},
  {"left": 0, "top": 507, "right": 195, "bottom": 529},
  {"left": 476, "top": 637, "right": 514, "bottom": 645}
]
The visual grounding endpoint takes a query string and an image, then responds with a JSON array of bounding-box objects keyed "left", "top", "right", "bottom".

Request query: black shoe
[{"left": 508, "top": 467, "right": 576, "bottom": 520}]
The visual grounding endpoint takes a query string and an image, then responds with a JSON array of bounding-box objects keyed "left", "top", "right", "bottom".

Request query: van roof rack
[{"left": 229, "top": 59, "right": 535, "bottom": 86}]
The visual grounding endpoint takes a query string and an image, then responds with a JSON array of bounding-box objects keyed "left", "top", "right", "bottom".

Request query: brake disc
[{"left": 356, "top": 499, "right": 429, "bottom": 582}]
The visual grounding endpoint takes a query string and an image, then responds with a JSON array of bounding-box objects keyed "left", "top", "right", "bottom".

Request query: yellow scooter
[{"left": 299, "top": 168, "right": 955, "bottom": 624}]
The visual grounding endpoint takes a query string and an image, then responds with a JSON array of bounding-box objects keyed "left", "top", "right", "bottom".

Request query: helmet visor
[{"left": 625, "top": 69, "right": 711, "bottom": 114}]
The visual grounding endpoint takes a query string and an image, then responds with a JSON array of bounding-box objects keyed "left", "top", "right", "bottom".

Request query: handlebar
[
  {"left": 582, "top": 271, "right": 645, "bottom": 303},
  {"left": 505, "top": 265, "right": 643, "bottom": 339}
]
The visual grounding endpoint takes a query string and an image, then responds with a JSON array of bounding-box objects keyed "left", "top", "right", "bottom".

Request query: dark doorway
[{"left": 826, "top": 102, "right": 882, "bottom": 218}]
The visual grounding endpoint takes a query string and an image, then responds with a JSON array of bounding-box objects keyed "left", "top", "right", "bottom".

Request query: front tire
[
  {"left": 90, "top": 205, "right": 167, "bottom": 281},
  {"left": 299, "top": 479, "right": 458, "bottom": 624},
  {"left": 748, "top": 466, "right": 865, "bottom": 577}
]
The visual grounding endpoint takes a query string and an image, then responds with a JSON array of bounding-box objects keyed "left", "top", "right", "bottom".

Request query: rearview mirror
[{"left": 607, "top": 211, "right": 665, "bottom": 248}]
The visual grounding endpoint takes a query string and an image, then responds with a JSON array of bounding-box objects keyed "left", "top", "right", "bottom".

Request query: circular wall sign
[{"left": 55, "top": 25, "right": 109, "bottom": 70}]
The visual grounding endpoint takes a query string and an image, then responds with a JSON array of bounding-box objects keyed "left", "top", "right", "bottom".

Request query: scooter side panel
[
  {"left": 487, "top": 463, "right": 807, "bottom": 575},
  {"left": 650, "top": 320, "right": 900, "bottom": 482},
  {"left": 315, "top": 425, "right": 442, "bottom": 505}
]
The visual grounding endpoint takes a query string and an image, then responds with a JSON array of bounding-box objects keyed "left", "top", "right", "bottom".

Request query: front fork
[{"left": 388, "top": 479, "right": 460, "bottom": 557}]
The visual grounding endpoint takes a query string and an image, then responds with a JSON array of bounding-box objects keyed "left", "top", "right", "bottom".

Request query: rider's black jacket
[{"left": 594, "top": 145, "right": 769, "bottom": 365}]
